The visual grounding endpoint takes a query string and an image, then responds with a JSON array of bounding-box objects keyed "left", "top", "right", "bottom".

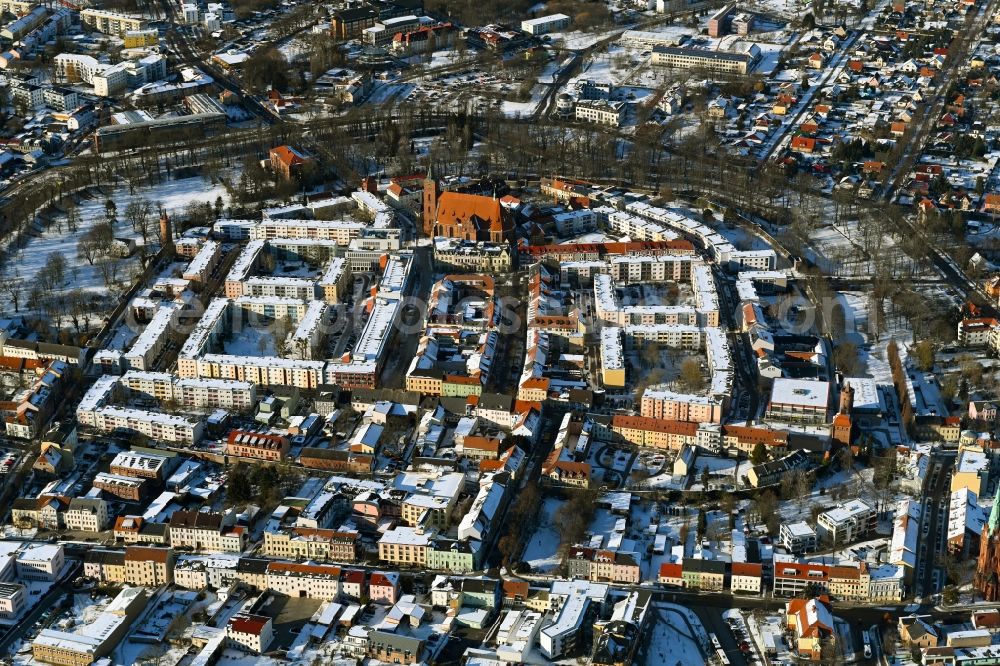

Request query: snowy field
[
  {"left": 644, "top": 604, "right": 708, "bottom": 666},
  {"left": 0, "top": 175, "right": 231, "bottom": 317},
  {"left": 521, "top": 497, "right": 563, "bottom": 573}
]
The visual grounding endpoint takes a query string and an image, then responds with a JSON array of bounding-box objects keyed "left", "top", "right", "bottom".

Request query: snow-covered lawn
[
  {"left": 645, "top": 604, "right": 708, "bottom": 666},
  {"left": 501, "top": 84, "right": 547, "bottom": 118},
  {"left": 225, "top": 325, "right": 279, "bottom": 357},
  {"left": 522, "top": 497, "right": 563, "bottom": 573},
  {"left": 0, "top": 175, "right": 231, "bottom": 318}
]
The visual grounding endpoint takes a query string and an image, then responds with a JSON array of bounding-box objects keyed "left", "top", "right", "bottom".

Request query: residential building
[
  {"left": 64, "top": 498, "right": 109, "bottom": 532},
  {"left": 521, "top": 13, "right": 570, "bottom": 35},
  {"left": 227, "top": 614, "right": 273, "bottom": 654},
  {"left": 816, "top": 499, "right": 876, "bottom": 546},
  {"left": 123, "top": 546, "right": 174, "bottom": 586},
  {"left": 899, "top": 615, "right": 939, "bottom": 647},
  {"left": 261, "top": 528, "right": 359, "bottom": 562},
  {"left": 731, "top": 562, "right": 763, "bottom": 594},
  {"left": 80, "top": 8, "right": 146, "bottom": 35},
  {"left": 574, "top": 99, "right": 626, "bottom": 127},
  {"left": 779, "top": 521, "right": 818, "bottom": 554},
  {"left": 680, "top": 558, "right": 726, "bottom": 590},
  {"left": 786, "top": 597, "right": 835, "bottom": 661},
  {"left": 566, "top": 547, "right": 641, "bottom": 584},
  {"left": 747, "top": 450, "right": 811, "bottom": 488},
  {"left": 378, "top": 526, "right": 431, "bottom": 566},
  {"left": 169, "top": 510, "right": 245, "bottom": 553},
  {"left": 651, "top": 44, "right": 761, "bottom": 75}
]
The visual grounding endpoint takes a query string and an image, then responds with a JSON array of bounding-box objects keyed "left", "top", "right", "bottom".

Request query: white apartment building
[
  {"left": 55, "top": 52, "right": 165, "bottom": 96},
  {"left": 816, "top": 499, "right": 876, "bottom": 546},
  {"left": 124, "top": 306, "right": 178, "bottom": 372},
  {"left": 182, "top": 241, "right": 222, "bottom": 282},
  {"left": 16, "top": 544, "right": 64, "bottom": 581},
  {"left": 176, "top": 378, "right": 256, "bottom": 410},
  {"left": 521, "top": 13, "right": 570, "bottom": 35},
  {"left": 779, "top": 521, "right": 818, "bottom": 554},
  {"left": 248, "top": 220, "right": 366, "bottom": 243},
  {"left": 241, "top": 277, "right": 318, "bottom": 300},
  {"left": 226, "top": 614, "right": 272, "bottom": 654},
  {"left": 574, "top": 99, "right": 626, "bottom": 127},
  {"left": 234, "top": 296, "right": 310, "bottom": 322},
  {"left": 64, "top": 498, "right": 109, "bottom": 532},
  {"left": 363, "top": 15, "right": 421, "bottom": 45},
  {"left": 651, "top": 44, "right": 760, "bottom": 75},
  {"left": 122, "top": 371, "right": 256, "bottom": 410},
  {"left": 265, "top": 563, "right": 343, "bottom": 600},
  {"left": 540, "top": 593, "right": 590, "bottom": 659},
  {"left": 193, "top": 354, "right": 325, "bottom": 390},
  {"left": 0, "top": 583, "right": 25, "bottom": 620},
  {"left": 88, "top": 406, "right": 203, "bottom": 444}
]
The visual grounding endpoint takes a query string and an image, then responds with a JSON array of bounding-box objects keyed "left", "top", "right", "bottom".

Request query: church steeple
[{"left": 422, "top": 163, "right": 441, "bottom": 238}]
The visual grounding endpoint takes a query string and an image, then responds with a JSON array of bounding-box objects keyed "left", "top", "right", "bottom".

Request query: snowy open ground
[
  {"left": 0, "top": 175, "right": 231, "bottom": 316},
  {"left": 521, "top": 497, "right": 563, "bottom": 572},
  {"left": 645, "top": 603, "right": 707, "bottom": 666}
]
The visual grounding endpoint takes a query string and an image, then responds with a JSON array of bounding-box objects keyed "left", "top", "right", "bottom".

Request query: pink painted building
[{"left": 369, "top": 571, "right": 401, "bottom": 605}]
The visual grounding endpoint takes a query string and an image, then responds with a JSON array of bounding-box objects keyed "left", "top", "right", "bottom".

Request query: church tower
[
  {"left": 422, "top": 164, "right": 440, "bottom": 237},
  {"left": 975, "top": 495, "right": 1000, "bottom": 601}
]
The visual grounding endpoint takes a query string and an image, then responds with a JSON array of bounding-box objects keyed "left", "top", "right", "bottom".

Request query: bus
[{"left": 709, "top": 634, "right": 730, "bottom": 665}]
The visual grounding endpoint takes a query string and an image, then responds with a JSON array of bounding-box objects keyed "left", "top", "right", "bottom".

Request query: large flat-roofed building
[
  {"left": 16, "top": 543, "right": 64, "bottom": 580},
  {"left": 93, "top": 112, "right": 226, "bottom": 153},
  {"left": 0, "top": 583, "right": 25, "bottom": 620},
  {"left": 109, "top": 450, "right": 169, "bottom": 482},
  {"left": 521, "top": 13, "right": 570, "bottom": 35},
  {"left": 92, "top": 407, "right": 204, "bottom": 444},
  {"left": 640, "top": 389, "right": 724, "bottom": 424},
  {"left": 574, "top": 99, "right": 626, "bottom": 126},
  {"left": 779, "top": 521, "right": 818, "bottom": 554},
  {"left": 599, "top": 327, "right": 625, "bottom": 387},
  {"left": 32, "top": 587, "right": 148, "bottom": 666},
  {"left": 80, "top": 8, "right": 145, "bottom": 35},
  {"left": 766, "top": 378, "right": 830, "bottom": 424},
  {"left": 651, "top": 44, "right": 760, "bottom": 75},
  {"left": 93, "top": 473, "right": 146, "bottom": 502},
  {"left": 816, "top": 499, "right": 877, "bottom": 546}
]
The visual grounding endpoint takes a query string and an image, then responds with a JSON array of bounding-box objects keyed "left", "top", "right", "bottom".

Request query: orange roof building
[{"left": 423, "top": 169, "right": 514, "bottom": 243}]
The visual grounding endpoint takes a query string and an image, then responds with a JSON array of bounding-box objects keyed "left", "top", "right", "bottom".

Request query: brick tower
[{"left": 422, "top": 164, "right": 440, "bottom": 237}]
